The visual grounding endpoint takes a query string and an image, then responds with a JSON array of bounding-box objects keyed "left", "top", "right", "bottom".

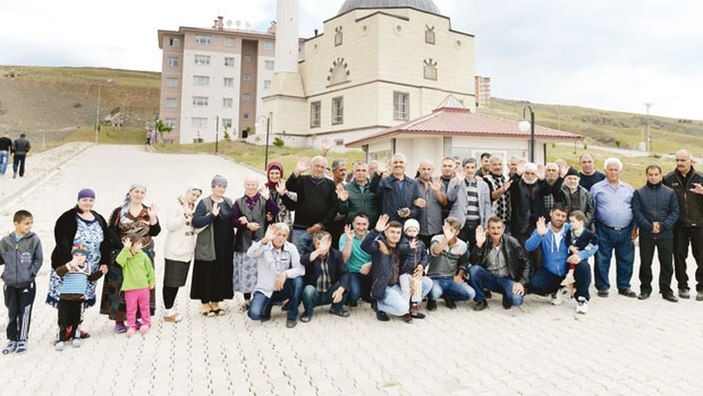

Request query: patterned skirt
[
  {"left": 163, "top": 259, "right": 191, "bottom": 288},
  {"left": 232, "top": 252, "right": 258, "bottom": 294}
]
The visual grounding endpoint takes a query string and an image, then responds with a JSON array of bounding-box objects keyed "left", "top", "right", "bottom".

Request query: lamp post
[
  {"left": 256, "top": 113, "right": 272, "bottom": 170},
  {"left": 95, "top": 79, "right": 113, "bottom": 144},
  {"left": 518, "top": 104, "right": 536, "bottom": 162}
]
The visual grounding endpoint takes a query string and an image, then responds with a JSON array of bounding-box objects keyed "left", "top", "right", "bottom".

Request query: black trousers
[
  {"left": 3, "top": 282, "right": 36, "bottom": 341},
  {"left": 12, "top": 154, "right": 26, "bottom": 177},
  {"left": 639, "top": 237, "right": 674, "bottom": 295},
  {"left": 58, "top": 300, "right": 83, "bottom": 341},
  {"left": 673, "top": 226, "right": 703, "bottom": 291}
]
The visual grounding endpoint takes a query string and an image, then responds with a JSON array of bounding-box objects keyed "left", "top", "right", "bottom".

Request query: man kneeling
[{"left": 300, "top": 231, "right": 350, "bottom": 322}]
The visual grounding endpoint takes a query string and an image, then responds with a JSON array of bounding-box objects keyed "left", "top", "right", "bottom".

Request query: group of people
[
  {"left": 1, "top": 147, "right": 702, "bottom": 354},
  {"left": 0, "top": 132, "right": 31, "bottom": 179}
]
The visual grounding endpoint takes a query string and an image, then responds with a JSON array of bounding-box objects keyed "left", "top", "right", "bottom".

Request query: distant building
[
  {"left": 157, "top": 16, "right": 294, "bottom": 144},
  {"left": 475, "top": 75, "right": 491, "bottom": 108}
]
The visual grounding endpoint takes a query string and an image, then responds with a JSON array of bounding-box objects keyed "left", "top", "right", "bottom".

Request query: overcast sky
[{"left": 1, "top": 0, "right": 701, "bottom": 119}]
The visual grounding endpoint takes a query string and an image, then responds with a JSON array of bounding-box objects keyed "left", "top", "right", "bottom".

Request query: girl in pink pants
[{"left": 116, "top": 235, "right": 156, "bottom": 337}]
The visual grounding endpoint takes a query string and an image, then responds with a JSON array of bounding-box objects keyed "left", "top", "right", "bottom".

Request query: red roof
[{"left": 346, "top": 103, "right": 581, "bottom": 147}]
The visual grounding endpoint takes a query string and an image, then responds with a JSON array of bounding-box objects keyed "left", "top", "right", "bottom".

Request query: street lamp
[
  {"left": 518, "top": 104, "right": 536, "bottom": 162},
  {"left": 95, "top": 79, "right": 113, "bottom": 144},
  {"left": 256, "top": 113, "right": 272, "bottom": 170}
]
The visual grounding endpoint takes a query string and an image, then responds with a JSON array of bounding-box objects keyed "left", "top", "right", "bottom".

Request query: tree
[{"left": 155, "top": 119, "right": 173, "bottom": 140}]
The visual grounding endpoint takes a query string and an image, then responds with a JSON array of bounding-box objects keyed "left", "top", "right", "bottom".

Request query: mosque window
[
  {"left": 425, "top": 25, "right": 435, "bottom": 44},
  {"left": 334, "top": 26, "right": 343, "bottom": 46},
  {"left": 327, "top": 58, "right": 350, "bottom": 86},
  {"left": 310, "top": 101, "right": 321, "bottom": 128},
  {"left": 393, "top": 92, "right": 409, "bottom": 121},
  {"left": 424, "top": 58, "right": 438, "bottom": 81},
  {"left": 332, "top": 97, "right": 344, "bottom": 125}
]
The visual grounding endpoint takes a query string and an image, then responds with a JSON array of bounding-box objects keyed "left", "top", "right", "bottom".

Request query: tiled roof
[{"left": 347, "top": 102, "right": 582, "bottom": 147}]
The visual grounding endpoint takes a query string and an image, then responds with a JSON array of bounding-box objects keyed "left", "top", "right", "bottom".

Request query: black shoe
[
  {"left": 679, "top": 289, "right": 691, "bottom": 299},
  {"left": 260, "top": 315, "right": 271, "bottom": 323},
  {"left": 618, "top": 289, "right": 637, "bottom": 298},
  {"left": 410, "top": 305, "right": 425, "bottom": 319},
  {"left": 502, "top": 299, "right": 512, "bottom": 309},
  {"left": 376, "top": 310, "right": 390, "bottom": 322},
  {"left": 300, "top": 315, "right": 312, "bottom": 323},
  {"left": 445, "top": 297, "right": 457, "bottom": 309},
  {"left": 637, "top": 292, "right": 651, "bottom": 300},
  {"left": 473, "top": 300, "right": 488, "bottom": 311},
  {"left": 403, "top": 313, "right": 413, "bottom": 323},
  {"left": 281, "top": 301, "right": 290, "bottom": 311},
  {"left": 328, "top": 309, "right": 350, "bottom": 318},
  {"left": 663, "top": 294, "right": 679, "bottom": 303},
  {"left": 484, "top": 290, "right": 492, "bottom": 299},
  {"left": 427, "top": 299, "right": 437, "bottom": 311},
  {"left": 286, "top": 318, "right": 297, "bottom": 328},
  {"left": 597, "top": 289, "right": 609, "bottom": 298},
  {"left": 349, "top": 300, "right": 358, "bottom": 307}
]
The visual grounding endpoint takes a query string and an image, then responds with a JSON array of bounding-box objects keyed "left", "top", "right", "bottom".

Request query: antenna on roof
[
  {"left": 226, "top": 20, "right": 233, "bottom": 28},
  {"left": 235, "top": 20, "right": 241, "bottom": 29},
  {"left": 245, "top": 22, "right": 251, "bottom": 30}
]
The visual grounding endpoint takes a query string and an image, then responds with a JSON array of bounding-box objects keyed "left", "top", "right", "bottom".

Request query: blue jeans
[
  {"left": 248, "top": 277, "right": 303, "bottom": 321},
  {"left": 302, "top": 282, "right": 347, "bottom": 318},
  {"left": 468, "top": 265, "right": 523, "bottom": 306},
  {"left": 530, "top": 262, "right": 592, "bottom": 300},
  {"left": 349, "top": 272, "right": 371, "bottom": 303},
  {"left": 377, "top": 277, "right": 432, "bottom": 316},
  {"left": 291, "top": 229, "right": 313, "bottom": 257},
  {"left": 0, "top": 150, "right": 8, "bottom": 174},
  {"left": 429, "top": 276, "right": 476, "bottom": 301},
  {"left": 595, "top": 225, "right": 635, "bottom": 291}
]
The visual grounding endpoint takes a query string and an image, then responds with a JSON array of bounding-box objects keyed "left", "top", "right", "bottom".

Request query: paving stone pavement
[{"left": 0, "top": 144, "right": 702, "bottom": 395}]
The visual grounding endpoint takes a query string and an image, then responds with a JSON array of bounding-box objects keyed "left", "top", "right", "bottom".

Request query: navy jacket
[
  {"left": 301, "top": 248, "right": 350, "bottom": 291},
  {"left": 397, "top": 237, "right": 428, "bottom": 269},
  {"left": 370, "top": 173, "right": 421, "bottom": 223},
  {"left": 632, "top": 182, "right": 680, "bottom": 239},
  {"left": 361, "top": 229, "right": 414, "bottom": 300}
]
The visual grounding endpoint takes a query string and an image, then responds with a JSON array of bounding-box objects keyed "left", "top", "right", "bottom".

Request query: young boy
[
  {"left": 563, "top": 210, "right": 599, "bottom": 297},
  {"left": 54, "top": 244, "right": 104, "bottom": 351},
  {"left": 397, "top": 219, "right": 428, "bottom": 322},
  {"left": 0, "top": 210, "right": 43, "bottom": 354},
  {"left": 116, "top": 234, "right": 156, "bottom": 337}
]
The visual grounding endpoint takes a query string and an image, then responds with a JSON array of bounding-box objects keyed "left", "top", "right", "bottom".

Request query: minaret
[{"left": 261, "top": 0, "right": 307, "bottom": 142}]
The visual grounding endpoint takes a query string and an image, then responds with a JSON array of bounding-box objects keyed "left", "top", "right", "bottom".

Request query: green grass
[
  {"left": 63, "top": 127, "right": 148, "bottom": 145},
  {"left": 155, "top": 141, "right": 366, "bottom": 173}
]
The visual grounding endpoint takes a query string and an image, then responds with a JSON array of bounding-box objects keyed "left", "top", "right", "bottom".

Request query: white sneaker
[
  {"left": 55, "top": 341, "right": 65, "bottom": 351},
  {"left": 71, "top": 338, "right": 81, "bottom": 348},
  {"left": 550, "top": 289, "right": 563, "bottom": 305},
  {"left": 576, "top": 297, "right": 588, "bottom": 314}
]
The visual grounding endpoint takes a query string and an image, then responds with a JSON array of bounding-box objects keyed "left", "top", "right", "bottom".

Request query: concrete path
[{"left": 0, "top": 145, "right": 702, "bottom": 395}]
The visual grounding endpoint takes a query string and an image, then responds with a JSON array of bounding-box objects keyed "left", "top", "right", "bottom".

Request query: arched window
[
  {"left": 425, "top": 25, "right": 435, "bottom": 44},
  {"left": 327, "top": 58, "right": 350, "bottom": 86},
  {"left": 334, "top": 26, "right": 343, "bottom": 46}
]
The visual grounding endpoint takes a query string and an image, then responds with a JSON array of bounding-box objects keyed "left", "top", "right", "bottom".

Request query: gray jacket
[
  {"left": 247, "top": 240, "right": 304, "bottom": 298},
  {"left": 446, "top": 177, "right": 492, "bottom": 228},
  {"left": 0, "top": 232, "right": 43, "bottom": 288},
  {"left": 557, "top": 185, "right": 595, "bottom": 227},
  {"left": 12, "top": 137, "right": 31, "bottom": 156}
]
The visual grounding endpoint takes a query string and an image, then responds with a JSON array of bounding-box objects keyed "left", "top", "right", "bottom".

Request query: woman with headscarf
[
  {"left": 232, "top": 175, "right": 279, "bottom": 309},
  {"left": 162, "top": 183, "right": 203, "bottom": 323},
  {"left": 190, "top": 175, "right": 234, "bottom": 317},
  {"left": 100, "top": 182, "right": 161, "bottom": 333},
  {"left": 265, "top": 161, "right": 296, "bottom": 228},
  {"left": 47, "top": 188, "right": 111, "bottom": 339}
]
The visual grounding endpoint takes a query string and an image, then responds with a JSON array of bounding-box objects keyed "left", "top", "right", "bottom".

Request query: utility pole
[{"left": 644, "top": 102, "right": 653, "bottom": 155}]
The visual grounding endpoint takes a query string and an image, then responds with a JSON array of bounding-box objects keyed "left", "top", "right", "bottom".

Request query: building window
[
  {"left": 393, "top": 92, "right": 409, "bottom": 121},
  {"left": 222, "top": 98, "right": 233, "bottom": 108},
  {"left": 243, "top": 113, "right": 250, "bottom": 120},
  {"left": 223, "top": 77, "right": 235, "bottom": 87},
  {"left": 191, "top": 117, "right": 208, "bottom": 127},
  {"left": 165, "top": 98, "right": 177, "bottom": 108},
  {"left": 195, "top": 35, "right": 211, "bottom": 44},
  {"left": 264, "top": 60, "right": 274, "bottom": 70},
  {"left": 263, "top": 80, "right": 271, "bottom": 91},
  {"left": 192, "top": 96, "right": 209, "bottom": 107},
  {"left": 164, "top": 118, "right": 176, "bottom": 128},
  {"left": 224, "top": 37, "right": 236, "bottom": 47},
  {"left": 242, "top": 93, "right": 251, "bottom": 101},
  {"left": 334, "top": 26, "right": 343, "bottom": 46},
  {"left": 310, "top": 101, "right": 321, "bottom": 128},
  {"left": 169, "top": 37, "right": 181, "bottom": 47},
  {"left": 193, "top": 75, "right": 209, "bottom": 86},
  {"left": 222, "top": 118, "right": 233, "bottom": 129},
  {"left": 244, "top": 54, "right": 253, "bottom": 62},
  {"left": 168, "top": 57, "right": 179, "bottom": 67},
  {"left": 424, "top": 58, "right": 438, "bottom": 80},
  {"left": 264, "top": 41, "right": 275, "bottom": 50},
  {"left": 194, "top": 55, "right": 211, "bottom": 65},
  {"left": 224, "top": 57, "right": 235, "bottom": 67},
  {"left": 166, "top": 77, "right": 178, "bottom": 88},
  {"left": 327, "top": 58, "right": 350, "bottom": 86},
  {"left": 425, "top": 25, "right": 435, "bottom": 44},
  {"left": 243, "top": 73, "right": 251, "bottom": 81},
  {"left": 332, "top": 96, "right": 343, "bottom": 125}
]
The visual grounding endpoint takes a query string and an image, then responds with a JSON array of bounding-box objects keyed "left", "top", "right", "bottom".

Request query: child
[
  {"left": 564, "top": 210, "right": 599, "bottom": 296},
  {"left": 398, "top": 219, "right": 428, "bottom": 322},
  {"left": 54, "top": 244, "right": 104, "bottom": 351},
  {"left": 116, "top": 234, "right": 156, "bottom": 337},
  {"left": 0, "top": 210, "right": 43, "bottom": 354}
]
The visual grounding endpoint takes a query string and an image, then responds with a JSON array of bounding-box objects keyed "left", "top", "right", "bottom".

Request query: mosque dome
[{"left": 338, "top": 0, "right": 440, "bottom": 15}]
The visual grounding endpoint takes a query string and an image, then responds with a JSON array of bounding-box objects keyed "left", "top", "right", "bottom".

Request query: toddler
[{"left": 116, "top": 235, "right": 156, "bottom": 337}]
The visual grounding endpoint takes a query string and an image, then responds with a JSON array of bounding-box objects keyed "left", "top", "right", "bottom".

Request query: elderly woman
[
  {"left": 47, "top": 188, "right": 111, "bottom": 339},
  {"left": 191, "top": 175, "right": 234, "bottom": 317},
  {"left": 100, "top": 182, "right": 161, "bottom": 334},
  {"left": 232, "top": 175, "right": 279, "bottom": 309},
  {"left": 265, "top": 161, "right": 296, "bottom": 228},
  {"left": 162, "top": 183, "right": 203, "bottom": 323}
]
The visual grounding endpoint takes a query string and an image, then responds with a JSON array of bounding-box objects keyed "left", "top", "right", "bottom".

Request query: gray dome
[{"left": 338, "top": 0, "right": 440, "bottom": 15}]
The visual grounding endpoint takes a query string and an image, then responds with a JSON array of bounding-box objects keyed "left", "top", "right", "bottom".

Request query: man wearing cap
[
  {"left": 510, "top": 162, "right": 549, "bottom": 249},
  {"left": 556, "top": 167, "right": 594, "bottom": 228}
]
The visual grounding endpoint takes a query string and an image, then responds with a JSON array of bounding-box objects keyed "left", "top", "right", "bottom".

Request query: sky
[{"left": 1, "top": 0, "right": 702, "bottom": 120}]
